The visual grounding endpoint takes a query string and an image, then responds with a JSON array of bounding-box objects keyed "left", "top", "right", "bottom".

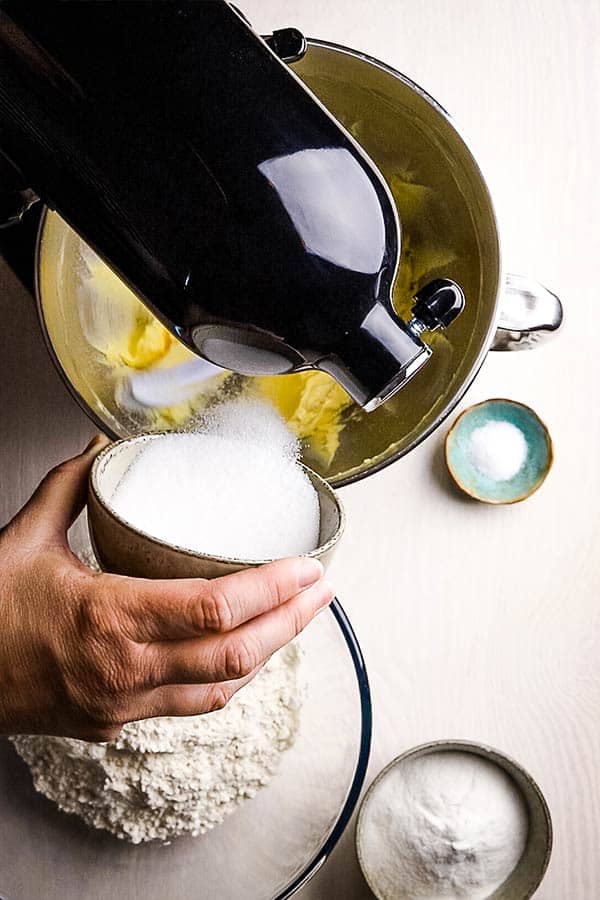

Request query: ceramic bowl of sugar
[
  {"left": 356, "top": 740, "right": 552, "bottom": 900},
  {"left": 445, "top": 399, "right": 553, "bottom": 504},
  {"left": 88, "top": 401, "right": 344, "bottom": 579}
]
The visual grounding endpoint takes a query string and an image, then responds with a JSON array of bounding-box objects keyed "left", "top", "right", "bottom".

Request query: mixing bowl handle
[{"left": 492, "top": 274, "right": 563, "bottom": 350}]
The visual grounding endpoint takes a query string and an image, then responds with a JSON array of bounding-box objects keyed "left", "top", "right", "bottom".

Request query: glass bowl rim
[{"left": 272, "top": 596, "right": 372, "bottom": 899}]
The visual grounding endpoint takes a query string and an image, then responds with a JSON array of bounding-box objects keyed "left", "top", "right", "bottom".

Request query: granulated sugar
[{"left": 109, "top": 400, "right": 320, "bottom": 560}]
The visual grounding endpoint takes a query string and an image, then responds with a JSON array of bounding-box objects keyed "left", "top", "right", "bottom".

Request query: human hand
[{"left": 0, "top": 437, "right": 333, "bottom": 741}]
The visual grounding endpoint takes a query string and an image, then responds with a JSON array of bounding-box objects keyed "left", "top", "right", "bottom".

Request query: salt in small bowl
[{"left": 445, "top": 398, "right": 553, "bottom": 504}]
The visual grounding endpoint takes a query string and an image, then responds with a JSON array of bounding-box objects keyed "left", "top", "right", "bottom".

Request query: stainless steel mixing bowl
[{"left": 35, "top": 40, "right": 561, "bottom": 486}]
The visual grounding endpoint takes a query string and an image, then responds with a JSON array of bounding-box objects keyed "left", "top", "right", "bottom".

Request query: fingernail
[
  {"left": 315, "top": 580, "right": 335, "bottom": 613},
  {"left": 299, "top": 557, "right": 324, "bottom": 588}
]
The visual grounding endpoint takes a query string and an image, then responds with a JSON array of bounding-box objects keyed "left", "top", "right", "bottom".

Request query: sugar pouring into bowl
[
  {"left": 0, "top": 3, "right": 569, "bottom": 900},
  {"left": 87, "top": 399, "right": 345, "bottom": 580},
  {"left": 31, "top": 30, "right": 562, "bottom": 486},
  {"left": 12, "top": 396, "right": 362, "bottom": 857}
]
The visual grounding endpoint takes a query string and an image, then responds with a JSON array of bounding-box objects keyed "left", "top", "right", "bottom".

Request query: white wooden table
[{"left": 1, "top": 1, "right": 599, "bottom": 897}]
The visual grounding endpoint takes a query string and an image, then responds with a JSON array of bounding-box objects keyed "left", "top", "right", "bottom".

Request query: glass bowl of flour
[{"left": 0, "top": 545, "right": 371, "bottom": 900}]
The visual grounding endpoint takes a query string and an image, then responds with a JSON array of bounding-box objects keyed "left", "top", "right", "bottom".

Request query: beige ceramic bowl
[
  {"left": 356, "top": 740, "right": 552, "bottom": 900},
  {"left": 88, "top": 434, "right": 345, "bottom": 579}
]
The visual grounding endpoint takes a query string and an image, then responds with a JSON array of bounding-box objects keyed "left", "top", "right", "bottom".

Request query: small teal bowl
[{"left": 445, "top": 399, "right": 553, "bottom": 504}]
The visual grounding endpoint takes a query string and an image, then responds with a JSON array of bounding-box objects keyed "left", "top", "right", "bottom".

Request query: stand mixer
[{"left": 0, "top": 0, "right": 464, "bottom": 411}]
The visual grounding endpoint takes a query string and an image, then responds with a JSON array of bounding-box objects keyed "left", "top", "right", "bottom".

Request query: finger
[
  {"left": 115, "top": 556, "right": 324, "bottom": 641},
  {"left": 12, "top": 435, "right": 110, "bottom": 545},
  {"left": 144, "top": 578, "right": 333, "bottom": 687},
  {"left": 134, "top": 668, "right": 261, "bottom": 720}
]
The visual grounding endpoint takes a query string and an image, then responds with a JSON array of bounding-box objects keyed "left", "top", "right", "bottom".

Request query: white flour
[
  {"left": 359, "top": 751, "right": 529, "bottom": 900},
  {"left": 11, "top": 549, "right": 304, "bottom": 844},
  {"left": 11, "top": 644, "right": 302, "bottom": 844}
]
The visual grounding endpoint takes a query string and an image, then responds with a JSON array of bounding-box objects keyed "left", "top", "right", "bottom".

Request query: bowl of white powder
[
  {"left": 445, "top": 399, "right": 553, "bottom": 504},
  {"left": 87, "top": 400, "right": 344, "bottom": 579},
  {"left": 356, "top": 740, "right": 552, "bottom": 900}
]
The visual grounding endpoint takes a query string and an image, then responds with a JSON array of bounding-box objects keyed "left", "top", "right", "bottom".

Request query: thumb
[{"left": 15, "top": 434, "right": 110, "bottom": 546}]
